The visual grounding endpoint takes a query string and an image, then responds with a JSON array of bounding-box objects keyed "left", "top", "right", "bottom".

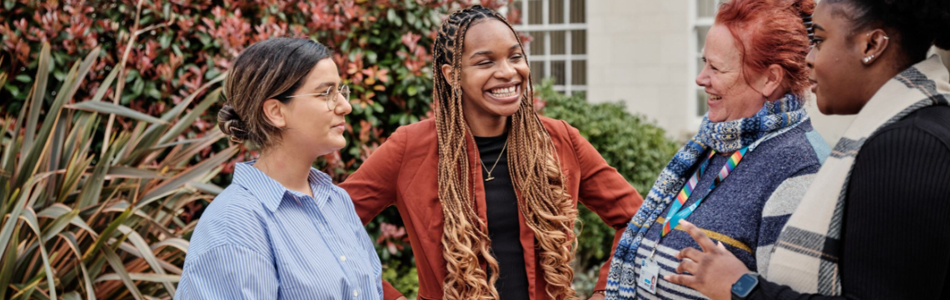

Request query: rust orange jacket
[{"left": 340, "top": 117, "right": 643, "bottom": 300}]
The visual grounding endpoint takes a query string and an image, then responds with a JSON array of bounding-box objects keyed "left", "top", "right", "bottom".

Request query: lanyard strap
[{"left": 660, "top": 146, "right": 749, "bottom": 238}]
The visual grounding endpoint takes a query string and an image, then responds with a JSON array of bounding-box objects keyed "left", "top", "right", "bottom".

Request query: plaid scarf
[
  {"left": 605, "top": 93, "right": 808, "bottom": 300},
  {"left": 766, "top": 55, "right": 950, "bottom": 295}
]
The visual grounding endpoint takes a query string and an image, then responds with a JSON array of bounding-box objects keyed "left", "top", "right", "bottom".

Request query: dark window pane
[
  {"left": 570, "top": 0, "right": 585, "bottom": 23},
  {"left": 550, "top": 31, "right": 565, "bottom": 55},
  {"left": 525, "top": 31, "right": 545, "bottom": 56},
  {"left": 571, "top": 60, "right": 586, "bottom": 85},
  {"left": 530, "top": 62, "right": 545, "bottom": 80},
  {"left": 571, "top": 30, "right": 586, "bottom": 55},
  {"left": 551, "top": 60, "right": 566, "bottom": 85},
  {"left": 529, "top": 0, "right": 543, "bottom": 25},
  {"left": 550, "top": 0, "right": 564, "bottom": 24}
]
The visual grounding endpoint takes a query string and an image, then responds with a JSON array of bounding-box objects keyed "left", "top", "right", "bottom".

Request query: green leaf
[
  {"left": 0, "top": 229, "right": 18, "bottom": 298},
  {"left": 107, "top": 166, "right": 166, "bottom": 179},
  {"left": 141, "top": 145, "right": 237, "bottom": 204},
  {"left": 118, "top": 225, "right": 176, "bottom": 295},
  {"left": 94, "top": 273, "right": 180, "bottom": 283},
  {"left": 23, "top": 43, "right": 51, "bottom": 157},
  {"left": 407, "top": 86, "right": 417, "bottom": 96},
  {"left": 158, "top": 87, "right": 222, "bottom": 144},
  {"left": 19, "top": 208, "right": 58, "bottom": 300},
  {"left": 100, "top": 243, "right": 145, "bottom": 300},
  {"left": 66, "top": 101, "right": 167, "bottom": 124}
]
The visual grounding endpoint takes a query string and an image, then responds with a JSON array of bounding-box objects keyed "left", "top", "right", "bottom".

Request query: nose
[
  {"left": 334, "top": 93, "right": 352, "bottom": 115},
  {"left": 495, "top": 60, "right": 517, "bottom": 81},
  {"left": 695, "top": 65, "right": 711, "bottom": 87}
]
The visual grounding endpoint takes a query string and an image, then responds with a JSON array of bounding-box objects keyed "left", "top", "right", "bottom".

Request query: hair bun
[
  {"left": 217, "top": 104, "right": 249, "bottom": 143},
  {"left": 935, "top": 6, "right": 950, "bottom": 50}
]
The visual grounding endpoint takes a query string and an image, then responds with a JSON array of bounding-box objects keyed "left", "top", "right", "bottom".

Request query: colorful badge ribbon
[{"left": 661, "top": 146, "right": 749, "bottom": 237}]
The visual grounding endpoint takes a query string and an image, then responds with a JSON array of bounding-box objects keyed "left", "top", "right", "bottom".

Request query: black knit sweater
[{"left": 475, "top": 133, "right": 530, "bottom": 300}]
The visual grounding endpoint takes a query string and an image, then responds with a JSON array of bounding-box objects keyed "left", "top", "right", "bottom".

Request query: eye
[
  {"left": 810, "top": 38, "right": 823, "bottom": 50},
  {"left": 510, "top": 53, "right": 523, "bottom": 61},
  {"left": 477, "top": 60, "right": 492, "bottom": 66}
]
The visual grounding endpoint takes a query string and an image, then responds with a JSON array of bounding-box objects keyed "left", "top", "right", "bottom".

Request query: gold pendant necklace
[{"left": 480, "top": 139, "right": 508, "bottom": 182}]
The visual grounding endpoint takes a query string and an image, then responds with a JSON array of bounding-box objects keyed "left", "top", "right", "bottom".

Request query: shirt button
[
  {"left": 353, "top": 290, "right": 359, "bottom": 297},
  {"left": 340, "top": 255, "right": 346, "bottom": 262}
]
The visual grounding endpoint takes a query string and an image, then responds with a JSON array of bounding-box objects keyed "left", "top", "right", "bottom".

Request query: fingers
[
  {"left": 677, "top": 246, "right": 704, "bottom": 261},
  {"left": 676, "top": 258, "right": 699, "bottom": 274},
  {"left": 680, "top": 220, "right": 717, "bottom": 252},
  {"left": 665, "top": 274, "right": 698, "bottom": 288}
]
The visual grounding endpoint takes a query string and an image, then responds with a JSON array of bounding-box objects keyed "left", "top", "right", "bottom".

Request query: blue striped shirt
[{"left": 176, "top": 161, "right": 383, "bottom": 300}]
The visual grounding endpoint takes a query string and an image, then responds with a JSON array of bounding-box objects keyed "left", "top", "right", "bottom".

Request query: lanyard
[{"left": 649, "top": 146, "right": 749, "bottom": 257}]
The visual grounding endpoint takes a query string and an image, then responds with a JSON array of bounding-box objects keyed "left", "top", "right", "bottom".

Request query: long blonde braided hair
[{"left": 432, "top": 6, "right": 579, "bottom": 300}]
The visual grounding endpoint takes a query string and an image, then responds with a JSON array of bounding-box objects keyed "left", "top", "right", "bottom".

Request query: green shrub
[
  {"left": 537, "top": 79, "right": 678, "bottom": 295},
  {"left": 0, "top": 43, "right": 234, "bottom": 299}
]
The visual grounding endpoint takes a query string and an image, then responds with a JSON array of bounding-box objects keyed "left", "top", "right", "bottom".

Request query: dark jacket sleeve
[{"left": 749, "top": 119, "right": 950, "bottom": 300}]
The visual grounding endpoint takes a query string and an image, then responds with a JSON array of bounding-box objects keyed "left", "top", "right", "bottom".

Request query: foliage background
[{"left": 1, "top": 0, "right": 677, "bottom": 298}]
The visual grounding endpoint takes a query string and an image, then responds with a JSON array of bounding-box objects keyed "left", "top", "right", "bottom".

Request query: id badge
[{"left": 637, "top": 257, "right": 661, "bottom": 294}]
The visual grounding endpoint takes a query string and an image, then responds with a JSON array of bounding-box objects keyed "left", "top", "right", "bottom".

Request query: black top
[
  {"left": 749, "top": 105, "right": 950, "bottom": 299},
  {"left": 475, "top": 133, "right": 530, "bottom": 299}
]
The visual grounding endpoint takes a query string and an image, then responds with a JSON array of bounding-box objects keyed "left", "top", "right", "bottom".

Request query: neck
[
  {"left": 463, "top": 108, "right": 509, "bottom": 137},
  {"left": 255, "top": 144, "right": 315, "bottom": 197}
]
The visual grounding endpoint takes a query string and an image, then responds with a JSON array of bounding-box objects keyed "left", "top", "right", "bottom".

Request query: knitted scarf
[
  {"left": 766, "top": 55, "right": 950, "bottom": 295},
  {"left": 604, "top": 93, "right": 808, "bottom": 300}
]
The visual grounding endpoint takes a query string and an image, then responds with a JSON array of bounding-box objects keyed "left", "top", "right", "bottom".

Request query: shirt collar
[{"left": 231, "top": 161, "right": 334, "bottom": 212}]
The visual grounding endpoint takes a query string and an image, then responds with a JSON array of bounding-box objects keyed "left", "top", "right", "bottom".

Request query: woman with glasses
[{"left": 176, "top": 38, "right": 382, "bottom": 300}]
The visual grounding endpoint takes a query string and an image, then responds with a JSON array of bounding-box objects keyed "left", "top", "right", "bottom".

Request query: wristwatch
[{"left": 731, "top": 273, "right": 760, "bottom": 300}]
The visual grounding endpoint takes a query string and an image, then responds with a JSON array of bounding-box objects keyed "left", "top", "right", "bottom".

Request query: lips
[
  {"left": 809, "top": 78, "right": 818, "bottom": 94},
  {"left": 484, "top": 83, "right": 522, "bottom": 103},
  {"left": 331, "top": 122, "right": 346, "bottom": 131}
]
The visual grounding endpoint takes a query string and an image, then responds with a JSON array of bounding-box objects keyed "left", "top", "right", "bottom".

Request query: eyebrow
[
  {"left": 312, "top": 81, "right": 337, "bottom": 93},
  {"left": 813, "top": 24, "right": 825, "bottom": 32},
  {"left": 469, "top": 44, "right": 521, "bottom": 59}
]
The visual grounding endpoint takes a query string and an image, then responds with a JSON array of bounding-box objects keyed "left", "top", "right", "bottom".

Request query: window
[
  {"left": 690, "top": 0, "right": 719, "bottom": 117},
  {"left": 510, "top": 0, "right": 587, "bottom": 95}
]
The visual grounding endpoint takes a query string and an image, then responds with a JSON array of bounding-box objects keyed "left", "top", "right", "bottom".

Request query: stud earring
[{"left": 863, "top": 54, "right": 875, "bottom": 64}]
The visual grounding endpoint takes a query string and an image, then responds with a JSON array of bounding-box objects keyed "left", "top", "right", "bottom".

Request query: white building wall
[{"left": 586, "top": 0, "right": 697, "bottom": 140}]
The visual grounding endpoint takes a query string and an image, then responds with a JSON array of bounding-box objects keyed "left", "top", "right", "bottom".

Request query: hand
[
  {"left": 588, "top": 292, "right": 606, "bottom": 300},
  {"left": 664, "top": 220, "right": 750, "bottom": 300}
]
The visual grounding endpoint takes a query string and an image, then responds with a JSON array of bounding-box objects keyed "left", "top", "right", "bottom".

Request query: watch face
[{"left": 732, "top": 274, "right": 758, "bottom": 298}]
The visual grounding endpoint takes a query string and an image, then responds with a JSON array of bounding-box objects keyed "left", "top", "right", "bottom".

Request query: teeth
[
  {"left": 708, "top": 94, "right": 722, "bottom": 100},
  {"left": 490, "top": 86, "right": 518, "bottom": 98}
]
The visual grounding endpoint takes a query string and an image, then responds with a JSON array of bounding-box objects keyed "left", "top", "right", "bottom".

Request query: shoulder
[
  {"left": 866, "top": 105, "right": 950, "bottom": 152},
  {"left": 389, "top": 118, "right": 436, "bottom": 145},
  {"left": 188, "top": 185, "right": 272, "bottom": 256},
  {"left": 750, "top": 119, "right": 827, "bottom": 172},
  {"left": 538, "top": 116, "right": 578, "bottom": 146}
]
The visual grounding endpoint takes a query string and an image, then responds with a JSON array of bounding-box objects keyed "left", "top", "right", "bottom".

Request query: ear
[
  {"left": 860, "top": 29, "right": 890, "bottom": 65},
  {"left": 441, "top": 64, "right": 455, "bottom": 87},
  {"left": 261, "top": 98, "right": 287, "bottom": 128},
  {"left": 761, "top": 64, "right": 786, "bottom": 99}
]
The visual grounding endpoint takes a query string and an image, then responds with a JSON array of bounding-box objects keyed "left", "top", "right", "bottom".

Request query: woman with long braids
[{"left": 340, "top": 5, "right": 642, "bottom": 300}]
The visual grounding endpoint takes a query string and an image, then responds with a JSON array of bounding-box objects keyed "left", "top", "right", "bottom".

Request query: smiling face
[
  {"left": 279, "top": 58, "right": 353, "bottom": 156},
  {"left": 695, "top": 24, "right": 771, "bottom": 122},
  {"left": 806, "top": 1, "right": 869, "bottom": 115},
  {"left": 444, "top": 19, "right": 529, "bottom": 126}
]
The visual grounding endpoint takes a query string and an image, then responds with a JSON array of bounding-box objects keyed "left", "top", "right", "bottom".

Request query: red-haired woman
[{"left": 605, "top": 0, "right": 827, "bottom": 299}]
